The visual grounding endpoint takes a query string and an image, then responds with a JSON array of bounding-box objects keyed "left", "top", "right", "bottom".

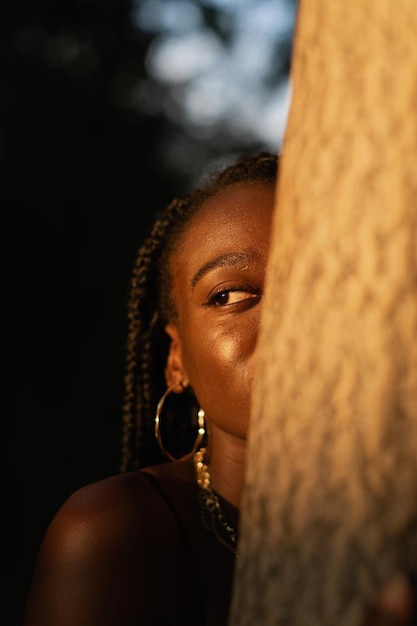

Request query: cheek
[
  {"left": 189, "top": 323, "right": 250, "bottom": 367},
  {"left": 211, "top": 333, "right": 241, "bottom": 364},
  {"left": 183, "top": 317, "right": 260, "bottom": 404},
  {"left": 185, "top": 329, "right": 239, "bottom": 380}
]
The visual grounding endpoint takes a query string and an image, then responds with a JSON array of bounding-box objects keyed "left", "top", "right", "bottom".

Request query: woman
[{"left": 23, "top": 152, "right": 413, "bottom": 626}]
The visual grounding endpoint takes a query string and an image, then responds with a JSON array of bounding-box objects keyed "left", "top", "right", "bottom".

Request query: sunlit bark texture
[{"left": 229, "top": 2, "right": 417, "bottom": 625}]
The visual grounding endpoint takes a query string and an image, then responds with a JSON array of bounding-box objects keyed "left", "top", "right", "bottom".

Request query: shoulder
[
  {"left": 24, "top": 467, "right": 195, "bottom": 626},
  {"left": 31, "top": 457, "right": 198, "bottom": 571},
  {"left": 42, "top": 469, "right": 182, "bottom": 560}
]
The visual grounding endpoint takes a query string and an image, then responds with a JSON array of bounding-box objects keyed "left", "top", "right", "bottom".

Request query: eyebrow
[{"left": 191, "top": 252, "right": 254, "bottom": 290}]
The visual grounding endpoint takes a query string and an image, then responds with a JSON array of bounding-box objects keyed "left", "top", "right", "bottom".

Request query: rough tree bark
[{"left": 229, "top": 1, "right": 417, "bottom": 625}]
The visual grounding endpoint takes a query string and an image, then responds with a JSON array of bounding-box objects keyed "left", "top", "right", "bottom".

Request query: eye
[{"left": 206, "top": 287, "right": 261, "bottom": 308}]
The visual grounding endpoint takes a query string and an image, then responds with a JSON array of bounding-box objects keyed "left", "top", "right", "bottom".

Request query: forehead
[
  {"left": 184, "top": 180, "right": 275, "bottom": 241},
  {"left": 171, "top": 180, "right": 276, "bottom": 285}
]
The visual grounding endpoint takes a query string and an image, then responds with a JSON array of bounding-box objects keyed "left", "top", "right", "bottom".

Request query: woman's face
[{"left": 165, "top": 180, "right": 275, "bottom": 441}]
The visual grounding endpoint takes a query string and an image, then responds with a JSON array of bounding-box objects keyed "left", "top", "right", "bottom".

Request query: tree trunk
[{"left": 229, "top": 1, "right": 417, "bottom": 625}]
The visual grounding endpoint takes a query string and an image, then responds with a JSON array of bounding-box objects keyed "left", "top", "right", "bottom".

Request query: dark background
[{"left": 2, "top": 1, "right": 295, "bottom": 623}]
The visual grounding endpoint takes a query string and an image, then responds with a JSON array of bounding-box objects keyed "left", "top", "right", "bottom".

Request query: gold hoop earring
[{"left": 155, "top": 381, "right": 205, "bottom": 462}]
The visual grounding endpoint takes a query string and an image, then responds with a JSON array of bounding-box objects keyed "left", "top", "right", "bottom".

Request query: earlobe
[{"left": 164, "top": 323, "right": 190, "bottom": 389}]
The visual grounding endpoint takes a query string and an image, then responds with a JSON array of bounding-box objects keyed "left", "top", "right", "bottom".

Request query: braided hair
[{"left": 120, "top": 151, "right": 278, "bottom": 471}]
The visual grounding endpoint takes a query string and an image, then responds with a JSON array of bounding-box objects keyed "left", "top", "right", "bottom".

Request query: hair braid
[{"left": 120, "top": 151, "right": 278, "bottom": 471}]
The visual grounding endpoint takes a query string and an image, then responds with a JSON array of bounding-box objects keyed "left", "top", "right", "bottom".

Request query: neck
[{"left": 206, "top": 423, "right": 247, "bottom": 509}]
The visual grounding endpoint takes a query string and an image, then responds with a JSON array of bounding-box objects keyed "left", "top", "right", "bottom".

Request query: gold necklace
[{"left": 194, "top": 447, "right": 239, "bottom": 558}]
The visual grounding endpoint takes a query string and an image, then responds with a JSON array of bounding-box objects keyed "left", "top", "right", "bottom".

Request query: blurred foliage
[{"left": 2, "top": 0, "right": 295, "bottom": 208}]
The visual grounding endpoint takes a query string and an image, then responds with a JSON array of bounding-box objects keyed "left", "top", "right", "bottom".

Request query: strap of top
[{"left": 141, "top": 458, "right": 205, "bottom": 625}]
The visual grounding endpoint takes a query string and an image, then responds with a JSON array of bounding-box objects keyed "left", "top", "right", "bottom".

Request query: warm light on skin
[
  {"left": 166, "top": 181, "right": 275, "bottom": 442},
  {"left": 164, "top": 180, "right": 276, "bottom": 508}
]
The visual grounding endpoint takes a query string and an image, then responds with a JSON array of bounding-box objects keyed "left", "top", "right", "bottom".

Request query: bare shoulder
[
  {"left": 41, "top": 470, "right": 175, "bottom": 557},
  {"left": 24, "top": 468, "right": 193, "bottom": 626}
]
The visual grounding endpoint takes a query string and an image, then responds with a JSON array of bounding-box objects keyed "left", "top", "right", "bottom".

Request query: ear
[{"left": 164, "top": 323, "right": 190, "bottom": 390}]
